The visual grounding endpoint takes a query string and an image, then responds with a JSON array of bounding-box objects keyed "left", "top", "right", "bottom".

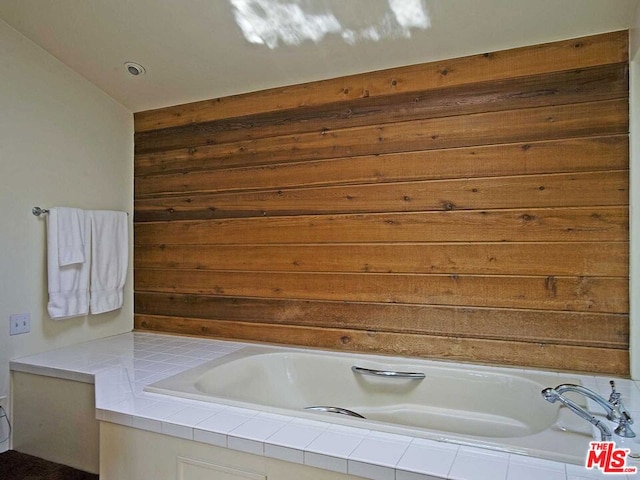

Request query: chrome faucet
[{"left": 541, "top": 381, "right": 635, "bottom": 442}]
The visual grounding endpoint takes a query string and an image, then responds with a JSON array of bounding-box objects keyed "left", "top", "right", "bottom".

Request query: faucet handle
[
  {"left": 615, "top": 411, "right": 636, "bottom": 438},
  {"left": 609, "top": 380, "right": 622, "bottom": 403}
]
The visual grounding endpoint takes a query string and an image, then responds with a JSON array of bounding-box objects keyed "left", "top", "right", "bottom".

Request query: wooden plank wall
[{"left": 134, "top": 31, "right": 630, "bottom": 375}]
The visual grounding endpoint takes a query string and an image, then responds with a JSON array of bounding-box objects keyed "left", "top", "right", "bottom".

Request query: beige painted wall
[
  {"left": 631, "top": 2, "right": 640, "bottom": 379},
  {"left": 0, "top": 18, "right": 133, "bottom": 450}
]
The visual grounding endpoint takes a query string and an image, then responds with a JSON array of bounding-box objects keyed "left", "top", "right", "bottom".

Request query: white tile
[
  {"left": 102, "top": 410, "right": 133, "bottom": 426},
  {"left": 349, "top": 432, "right": 411, "bottom": 467},
  {"left": 227, "top": 436, "right": 264, "bottom": 456},
  {"left": 256, "top": 412, "right": 293, "bottom": 423},
  {"left": 229, "top": 417, "right": 288, "bottom": 441},
  {"left": 396, "top": 470, "right": 445, "bottom": 480},
  {"left": 304, "top": 451, "right": 348, "bottom": 474},
  {"left": 305, "top": 429, "right": 366, "bottom": 458},
  {"left": 195, "top": 411, "right": 255, "bottom": 434},
  {"left": 139, "top": 401, "right": 185, "bottom": 420},
  {"left": 164, "top": 407, "right": 219, "bottom": 426},
  {"left": 448, "top": 446, "right": 509, "bottom": 480},
  {"left": 507, "top": 456, "right": 566, "bottom": 480},
  {"left": 193, "top": 429, "right": 227, "bottom": 448},
  {"left": 348, "top": 460, "right": 395, "bottom": 480},
  {"left": 266, "top": 423, "right": 325, "bottom": 449},
  {"left": 326, "top": 423, "right": 370, "bottom": 437},
  {"left": 509, "top": 455, "right": 566, "bottom": 472},
  {"left": 224, "top": 405, "right": 260, "bottom": 417},
  {"left": 396, "top": 439, "right": 458, "bottom": 478},
  {"left": 162, "top": 422, "right": 193, "bottom": 440},
  {"left": 567, "top": 461, "right": 636, "bottom": 479},
  {"left": 265, "top": 444, "right": 304, "bottom": 464},
  {"left": 132, "top": 416, "right": 162, "bottom": 433},
  {"left": 143, "top": 353, "right": 180, "bottom": 363},
  {"left": 289, "top": 417, "right": 331, "bottom": 430}
]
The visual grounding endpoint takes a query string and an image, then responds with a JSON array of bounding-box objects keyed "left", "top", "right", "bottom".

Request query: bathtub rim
[{"left": 145, "top": 342, "right": 596, "bottom": 465}]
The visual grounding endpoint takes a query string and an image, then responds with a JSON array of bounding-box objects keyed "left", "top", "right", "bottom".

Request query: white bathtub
[{"left": 145, "top": 345, "right": 598, "bottom": 464}]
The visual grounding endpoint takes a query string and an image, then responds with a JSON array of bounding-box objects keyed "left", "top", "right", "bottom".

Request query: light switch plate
[{"left": 9, "top": 313, "right": 30, "bottom": 335}]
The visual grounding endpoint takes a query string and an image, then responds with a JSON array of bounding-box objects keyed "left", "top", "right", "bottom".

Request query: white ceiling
[{"left": 0, "top": 0, "right": 638, "bottom": 113}]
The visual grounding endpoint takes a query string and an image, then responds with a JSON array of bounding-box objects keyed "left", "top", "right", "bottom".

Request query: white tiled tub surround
[{"left": 10, "top": 333, "right": 640, "bottom": 480}]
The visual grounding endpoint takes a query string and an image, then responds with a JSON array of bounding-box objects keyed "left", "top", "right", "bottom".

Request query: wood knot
[
  {"left": 390, "top": 79, "right": 398, "bottom": 86},
  {"left": 340, "top": 336, "right": 351, "bottom": 345},
  {"left": 519, "top": 214, "right": 536, "bottom": 222},
  {"left": 441, "top": 201, "right": 456, "bottom": 211},
  {"left": 440, "top": 68, "right": 449, "bottom": 76},
  {"left": 545, "top": 276, "right": 558, "bottom": 297}
]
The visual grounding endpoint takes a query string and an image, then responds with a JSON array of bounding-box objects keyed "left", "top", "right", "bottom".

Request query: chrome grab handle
[
  {"left": 304, "top": 406, "right": 366, "bottom": 418},
  {"left": 351, "top": 365, "right": 425, "bottom": 379}
]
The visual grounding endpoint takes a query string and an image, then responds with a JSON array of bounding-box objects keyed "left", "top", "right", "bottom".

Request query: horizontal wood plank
[
  {"left": 134, "top": 170, "right": 628, "bottom": 221},
  {"left": 133, "top": 31, "right": 630, "bottom": 375},
  {"left": 134, "top": 314, "right": 628, "bottom": 374},
  {"left": 134, "top": 31, "right": 628, "bottom": 132},
  {"left": 134, "top": 242, "right": 629, "bottom": 277},
  {"left": 134, "top": 270, "right": 628, "bottom": 313},
  {"left": 135, "top": 136, "right": 629, "bottom": 196},
  {"left": 134, "top": 63, "right": 628, "bottom": 154},
  {"left": 134, "top": 206, "right": 629, "bottom": 244},
  {"left": 134, "top": 294, "right": 629, "bottom": 348},
  {"left": 134, "top": 99, "right": 628, "bottom": 176}
]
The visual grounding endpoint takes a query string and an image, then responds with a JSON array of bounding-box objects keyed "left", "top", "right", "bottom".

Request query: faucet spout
[
  {"left": 542, "top": 382, "right": 636, "bottom": 442},
  {"left": 541, "top": 386, "right": 612, "bottom": 441},
  {"left": 552, "top": 384, "right": 618, "bottom": 421}
]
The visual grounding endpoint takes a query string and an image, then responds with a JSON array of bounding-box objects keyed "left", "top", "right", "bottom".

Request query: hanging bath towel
[
  {"left": 89, "top": 210, "right": 128, "bottom": 314},
  {"left": 46, "top": 207, "right": 90, "bottom": 319}
]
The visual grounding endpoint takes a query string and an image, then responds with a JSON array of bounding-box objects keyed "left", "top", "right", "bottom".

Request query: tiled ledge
[{"left": 10, "top": 332, "right": 640, "bottom": 480}]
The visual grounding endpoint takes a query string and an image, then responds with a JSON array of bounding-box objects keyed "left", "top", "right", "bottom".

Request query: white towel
[
  {"left": 55, "top": 207, "right": 86, "bottom": 266},
  {"left": 46, "top": 208, "right": 90, "bottom": 319},
  {"left": 89, "top": 210, "right": 128, "bottom": 314}
]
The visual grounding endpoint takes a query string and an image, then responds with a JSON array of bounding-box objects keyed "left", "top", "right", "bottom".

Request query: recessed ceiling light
[{"left": 124, "top": 62, "right": 146, "bottom": 76}]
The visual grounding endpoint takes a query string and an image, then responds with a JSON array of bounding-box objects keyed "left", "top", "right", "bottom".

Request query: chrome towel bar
[
  {"left": 32, "top": 206, "right": 128, "bottom": 217},
  {"left": 351, "top": 365, "right": 425, "bottom": 379},
  {"left": 32, "top": 206, "right": 49, "bottom": 216}
]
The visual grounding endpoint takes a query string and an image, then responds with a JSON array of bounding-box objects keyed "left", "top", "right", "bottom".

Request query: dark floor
[{"left": 0, "top": 450, "right": 98, "bottom": 480}]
